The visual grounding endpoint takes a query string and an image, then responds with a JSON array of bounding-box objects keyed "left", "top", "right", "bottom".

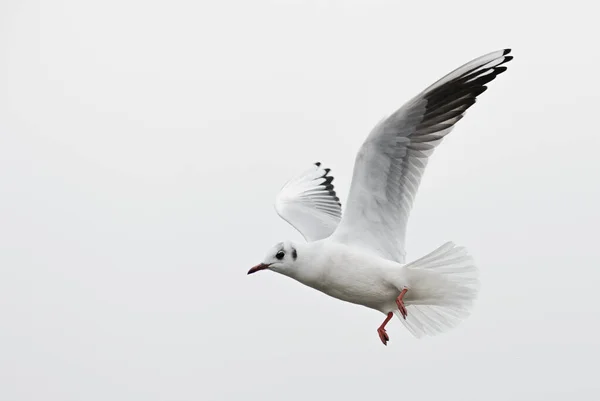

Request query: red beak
[{"left": 247, "top": 263, "right": 270, "bottom": 275}]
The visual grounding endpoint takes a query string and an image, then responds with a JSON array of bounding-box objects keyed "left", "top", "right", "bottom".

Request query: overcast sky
[{"left": 1, "top": 1, "right": 599, "bottom": 400}]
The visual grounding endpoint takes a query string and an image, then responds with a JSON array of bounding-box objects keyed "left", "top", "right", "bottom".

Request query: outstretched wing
[
  {"left": 275, "top": 162, "right": 342, "bottom": 242},
  {"left": 331, "top": 49, "right": 513, "bottom": 263}
]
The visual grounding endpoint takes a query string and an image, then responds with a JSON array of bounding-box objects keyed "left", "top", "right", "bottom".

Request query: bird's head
[{"left": 247, "top": 241, "right": 300, "bottom": 278}]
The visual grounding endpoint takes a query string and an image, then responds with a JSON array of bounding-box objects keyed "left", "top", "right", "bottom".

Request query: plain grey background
[{"left": 1, "top": 0, "right": 599, "bottom": 400}]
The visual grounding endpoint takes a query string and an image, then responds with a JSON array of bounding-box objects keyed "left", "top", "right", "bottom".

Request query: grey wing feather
[
  {"left": 275, "top": 163, "right": 342, "bottom": 242},
  {"left": 331, "top": 49, "right": 513, "bottom": 262}
]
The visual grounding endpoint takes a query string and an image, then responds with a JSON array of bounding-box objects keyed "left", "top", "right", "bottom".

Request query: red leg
[
  {"left": 377, "top": 312, "right": 394, "bottom": 346},
  {"left": 396, "top": 288, "right": 408, "bottom": 320}
]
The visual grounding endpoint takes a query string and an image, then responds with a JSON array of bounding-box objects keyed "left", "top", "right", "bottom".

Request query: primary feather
[
  {"left": 274, "top": 162, "right": 342, "bottom": 241},
  {"left": 331, "top": 49, "right": 512, "bottom": 263}
]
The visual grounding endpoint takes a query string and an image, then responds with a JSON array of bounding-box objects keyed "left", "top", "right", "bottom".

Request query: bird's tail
[{"left": 399, "top": 242, "right": 480, "bottom": 338}]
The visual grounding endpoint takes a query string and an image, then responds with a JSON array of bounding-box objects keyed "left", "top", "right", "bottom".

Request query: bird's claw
[
  {"left": 377, "top": 312, "right": 394, "bottom": 346},
  {"left": 377, "top": 327, "right": 389, "bottom": 346}
]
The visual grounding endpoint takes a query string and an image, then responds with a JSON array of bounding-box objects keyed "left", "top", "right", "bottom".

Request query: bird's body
[
  {"left": 247, "top": 49, "right": 512, "bottom": 344},
  {"left": 285, "top": 240, "right": 406, "bottom": 312}
]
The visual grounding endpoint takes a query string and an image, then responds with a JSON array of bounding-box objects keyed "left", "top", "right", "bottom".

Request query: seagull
[{"left": 248, "top": 49, "right": 512, "bottom": 345}]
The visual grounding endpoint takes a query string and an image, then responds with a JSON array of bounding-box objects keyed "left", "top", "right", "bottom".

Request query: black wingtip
[
  {"left": 314, "top": 164, "right": 342, "bottom": 208},
  {"left": 503, "top": 48, "right": 512, "bottom": 55}
]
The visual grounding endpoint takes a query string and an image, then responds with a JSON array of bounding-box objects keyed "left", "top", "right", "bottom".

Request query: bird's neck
[{"left": 286, "top": 240, "right": 332, "bottom": 288}]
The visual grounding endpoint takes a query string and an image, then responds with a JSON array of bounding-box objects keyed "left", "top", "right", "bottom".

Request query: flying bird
[{"left": 248, "top": 49, "right": 512, "bottom": 345}]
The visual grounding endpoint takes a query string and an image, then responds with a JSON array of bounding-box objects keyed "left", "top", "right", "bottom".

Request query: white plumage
[
  {"left": 248, "top": 49, "right": 512, "bottom": 345},
  {"left": 274, "top": 162, "right": 341, "bottom": 242}
]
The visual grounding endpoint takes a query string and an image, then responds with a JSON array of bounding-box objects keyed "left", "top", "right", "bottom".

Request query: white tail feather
[{"left": 399, "top": 242, "right": 479, "bottom": 338}]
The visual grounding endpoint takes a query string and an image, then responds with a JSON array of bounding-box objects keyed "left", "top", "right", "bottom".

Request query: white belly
[
  {"left": 294, "top": 243, "right": 408, "bottom": 311},
  {"left": 315, "top": 269, "right": 400, "bottom": 310}
]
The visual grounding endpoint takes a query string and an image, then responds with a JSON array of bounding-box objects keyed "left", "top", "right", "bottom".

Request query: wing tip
[
  {"left": 278, "top": 162, "right": 343, "bottom": 208},
  {"left": 316, "top": 163, "right": 342, "bottom": 208},
  {"left": 274, "top": 162, "right": 343, "bottom": 240}
]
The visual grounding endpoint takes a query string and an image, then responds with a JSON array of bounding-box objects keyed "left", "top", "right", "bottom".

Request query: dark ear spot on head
[{"left": 292, "top": 247, "right": 297, "bottom": 260}]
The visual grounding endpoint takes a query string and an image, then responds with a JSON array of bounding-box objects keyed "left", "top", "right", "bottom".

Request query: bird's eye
[{"left": 275, "top": 251, "right": 285, "bottom": 260}]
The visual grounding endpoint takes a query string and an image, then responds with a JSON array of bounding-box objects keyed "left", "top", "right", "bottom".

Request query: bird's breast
[{"left": 299, "top": 261, "right": 399, "bottom": 310}]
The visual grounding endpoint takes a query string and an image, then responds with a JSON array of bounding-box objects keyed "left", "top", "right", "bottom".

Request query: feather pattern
[
  {"left": 331, "top": 49, "right": 513, "bottom": 262},
  {"left": 275, "top": 162, "right": 342, "bottom": 241}
]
